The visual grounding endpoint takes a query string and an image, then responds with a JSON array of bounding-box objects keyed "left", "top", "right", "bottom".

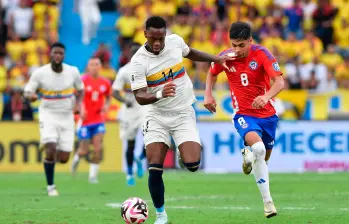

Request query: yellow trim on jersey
[
  {"left": 146, "top": 62, "right": 185, "bottom": 86},
  {"left": 38, "top": 87, "right": 75, "bottom": 99}
]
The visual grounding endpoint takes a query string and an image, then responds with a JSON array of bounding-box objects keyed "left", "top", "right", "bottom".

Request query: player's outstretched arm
[
  {"left": 204, "top": 70, "right": 218, "bottom": 113},
  {"left": 133, "top": 82, "right": 176, "bottom": 105},
  {"left": 185, "top": 48, "right": 235, "bottom": 70}
]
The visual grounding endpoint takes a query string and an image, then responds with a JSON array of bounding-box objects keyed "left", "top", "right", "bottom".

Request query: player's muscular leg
[
  {"left": 91, "top": 133, "right": 103, "bottom": 163},
  {"left": 44, "top": 142, "right": 57, "bottom": 161},
  {"left": 178, "top": 141, "right": 201, "bottom": 172},
  {"left": 146, "top": 142, "right": 168, "bottom": 164},
  {"left": 57, "top": 151, "right": 70, "bottom": 164},
  {"left": 78, "top": 140, "right": 90, "bottom": 157}
]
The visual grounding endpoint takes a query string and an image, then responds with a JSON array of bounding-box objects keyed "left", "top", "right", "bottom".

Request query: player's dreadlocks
[{"left": 229, "top": 22, "right": 252, "bottom": 41}]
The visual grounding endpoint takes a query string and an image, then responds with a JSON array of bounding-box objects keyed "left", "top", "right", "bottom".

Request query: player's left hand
[
  {"left": 215, "top": 53, "right": 237, "bottom": 70},
  {"left": 252, "top": 95, "right": 269, "bottom": 109}
]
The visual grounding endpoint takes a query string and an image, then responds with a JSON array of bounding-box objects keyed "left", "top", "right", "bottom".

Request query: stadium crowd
[
  {"left": 1, "top": 0, "right": 349, "bottom": 121},
  {"left": 115, "top": 0, "right": 349, "bottom": 92}
]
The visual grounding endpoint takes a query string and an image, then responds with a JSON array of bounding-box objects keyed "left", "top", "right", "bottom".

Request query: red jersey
[
  {"left": 80, "top": 74, "right": 111, "bottom": 126},
  {"left": 210, "top": 44, "right": 283, "bottom": 118}
]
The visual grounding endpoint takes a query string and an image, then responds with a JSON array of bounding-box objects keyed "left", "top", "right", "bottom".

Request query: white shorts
[
  {"left": 143, "top": 106, "right": 201, "bottom": 147},
  {"left": 39, "top": 110, "right": 75, "bottom": 152},
  {"left": 119, "top": 115, "right": 144, "bottom": 140}
]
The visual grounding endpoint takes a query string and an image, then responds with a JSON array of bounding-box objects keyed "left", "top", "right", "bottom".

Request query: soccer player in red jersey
[
  {"left": 71, "top": 57, "right": 111, "bottom": 183},
  {"left": 204, "top": 22, "right": 285, "bottom": 218}
]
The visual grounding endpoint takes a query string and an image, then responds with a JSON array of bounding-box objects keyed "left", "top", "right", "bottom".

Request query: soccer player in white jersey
[
  {"left": 128, "top": 16, "right": 233, "bottom": 224},
  {"left": 24, "top": 43, "right": 84, "bottom": 196},
  {"left": 112, "top": 43, "right": 147, "bottom": 186}
]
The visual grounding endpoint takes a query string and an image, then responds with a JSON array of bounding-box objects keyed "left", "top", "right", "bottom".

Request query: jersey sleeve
[
  {"left": 209, "top": 62, "right": 224, "bottom": 76},
  {"left": 172, "top": 34, "right": 190, "bottom": 57},
  {"left": 24, "top": 69, "right": 40, "bottom": 93},
  {"left": 112, "top": 68, "right": 125, "bottom": 91},
  {"left": 73, "top": 67, "right": 84, "bottom": 90},
  {"left": 260, "top": 48, "right": 283, "bottom": 78},
  {"left": 130, "top": 60, "right": 148, "bottom": 90}
]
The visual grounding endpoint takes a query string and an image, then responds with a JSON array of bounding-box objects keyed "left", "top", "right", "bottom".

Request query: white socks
[
  {"left": 251, "top": 142, "right": 272, "bottom": 203},
  {"left": 89, "top": 163, "right": 99, "bottom": 179}
]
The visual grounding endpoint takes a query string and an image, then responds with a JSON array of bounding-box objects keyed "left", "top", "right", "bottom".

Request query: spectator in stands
[
  {"left": 335, "top": 19, "right": 349, "bottom": 57},
  {"left": 335, "top": 55, "right": 349, "bottom": 89},
  {"left": 284, "top": 56, "right": 305, "bottom": 89},
  {"left": 320, "top": 44, "right": 343, "bottom": 71},
  {"left": 76, "top": 0, "right": 102, "bottom": 45},
  {"left": 0, "top": 0, "right": 7, "bottom": 51},
  {"left": 302, "top": 0, "right": 317, "bottom": 30},
  {"left": 312, "top": 0, "right": 338, "bottom": 49},
  {"left": 94, "top": 42, "right": 111, "bottom": 65},
  {"left": 284, "top": 0, "right": 304, "bottom": 39},
  {"left": 301, "top": 56, "right": 328, "bottom": 93},
  {"left": 1, "top": 86, "right": 33, "bottom": 121},
  {"left": 115, "top": 6, "right": 138, "bottom": 49},
  {"left": 171, "top": 12, "right": 192, "bottom": 43},
  {"left": 0, "top": 52, "right": 7, "bottom": 92},
  {"left": 8, "top": 0, "right": 33, "bottom": 41},
  {"left": 8, "top": 56, "right": 29, "bottom": 89}
]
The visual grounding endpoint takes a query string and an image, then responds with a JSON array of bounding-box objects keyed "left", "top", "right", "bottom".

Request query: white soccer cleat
[
  {"left": 241, "top": 147, "right": 253, "bottom": 175},
  {"left": 47, "top": 187, "right": 59, "bottom": 196},
  {"left": 176, "top": 149, "right": 185, "bottom": 169},
  {"left": 154, "top": 212, "right": 168, "bottom": 224},
  {"left": 264, "top": 201, "right": 277, "bottom": 218},
  {"left": 89, "top": 177, "right": 99, "bottom": 184}
]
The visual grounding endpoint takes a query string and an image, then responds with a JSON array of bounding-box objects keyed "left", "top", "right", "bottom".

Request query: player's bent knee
[
  {"left": 251, "top": 142, "right": 266, "bottom": 159},
  {"left": 59, "top": 158, "right": 69, "bottom": 164},
  {"left": 183, "top": 161, "right": 200, "bottom": 172}
]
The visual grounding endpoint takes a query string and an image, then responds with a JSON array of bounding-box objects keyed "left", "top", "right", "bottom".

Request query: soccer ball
[{"left": 121, "top": 197, "right": 149, "bottom": 223}]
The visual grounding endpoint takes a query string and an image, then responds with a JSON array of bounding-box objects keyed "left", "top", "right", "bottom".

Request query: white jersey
[
  {"left": 130, "top": 34, "right": 196, "bottom": 113},
  {"left": 112, "top": 62, "right": 141, "bottom": 109},
  {"left": 24, "top": 63, "right": 84, "bottom": 114}
]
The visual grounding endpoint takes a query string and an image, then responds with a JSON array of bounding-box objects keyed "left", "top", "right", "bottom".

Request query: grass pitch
[{"left": 0, "top": 172, "right": 348, "bottom": 224}]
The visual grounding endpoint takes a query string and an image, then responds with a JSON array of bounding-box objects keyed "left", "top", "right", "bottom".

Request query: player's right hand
[
  {"left": 204, "top": 94, "right": 217, "bottom": 113},
  {"left": 162, "top": 82, "right": 177, "bottom": 98}
]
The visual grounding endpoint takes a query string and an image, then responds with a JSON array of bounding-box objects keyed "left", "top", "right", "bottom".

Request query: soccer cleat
[
  {"left": 264, "top": 201, "right": 277, "bottom": 218},
  {"left": 126, "top": 175, "right": 135, "bottom": 186},
  {"left": 136, "top": 158, "right": 144, "bottom": 178},
  {"left": 176, "top": 149, "right": 185, "bottom": 169},
  {"left": 47, "top": 187, "right": 59, "bottom": 196},
  {"left": 154, "top": 212, "right": 168, "bottom": 224},
  {"left": 88, "top": 177, "right": 99, "bottom": 184},
  {"left": 241, "top": 147, "right": 253, "bottom": 175}
]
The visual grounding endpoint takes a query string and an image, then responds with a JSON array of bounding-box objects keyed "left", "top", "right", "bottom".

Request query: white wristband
[{"left": 156, "top": 90, "right": 163, "bottom": 99}]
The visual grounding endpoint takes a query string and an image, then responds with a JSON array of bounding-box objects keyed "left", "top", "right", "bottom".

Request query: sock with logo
[{"left": 251, "top": 142, "right": 272, "bottom": 203}]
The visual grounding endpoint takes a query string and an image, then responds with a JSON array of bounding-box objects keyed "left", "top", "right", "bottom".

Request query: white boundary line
[{"left": 105, "top": 196, "right": 349, "bottom": 211}]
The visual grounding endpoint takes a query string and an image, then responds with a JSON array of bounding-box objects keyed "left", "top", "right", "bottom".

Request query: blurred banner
[
  {"left": 0, "top": 123, "right": 122, "bottom": 172},
  {"left": 199, "top": 121, "right": 349, "bottom": 173},
  {"left": 3, "top": 90, "right": 348, "bottom": 122}
]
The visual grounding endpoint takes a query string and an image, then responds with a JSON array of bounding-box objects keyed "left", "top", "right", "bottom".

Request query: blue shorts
[
  {"left": 77, "top": 123, "right": 106, "bottom": 140},
  {"left": 233, "top": 114, "right": 278, "bottom": 150}
]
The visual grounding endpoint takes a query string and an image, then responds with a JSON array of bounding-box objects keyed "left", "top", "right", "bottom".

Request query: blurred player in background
[
  {"left": 205, "top": 22, "right": 284, "bottom": 218},
  {"left": 129, "top": 16, "right": 233, "bottom": 224},
  {"left": 71, "top": 57, "right": 111, "bottom": 183},
  {"left": 24, "top": 43, "right": 84, "bottom": 196},
  {"left": 112, "top": 43, "right": 147, "bottom": 186}
]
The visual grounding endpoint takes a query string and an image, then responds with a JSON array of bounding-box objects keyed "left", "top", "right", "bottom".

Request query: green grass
[{"left": 0, "top": 172, "right": 348, "bottom": 224}]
